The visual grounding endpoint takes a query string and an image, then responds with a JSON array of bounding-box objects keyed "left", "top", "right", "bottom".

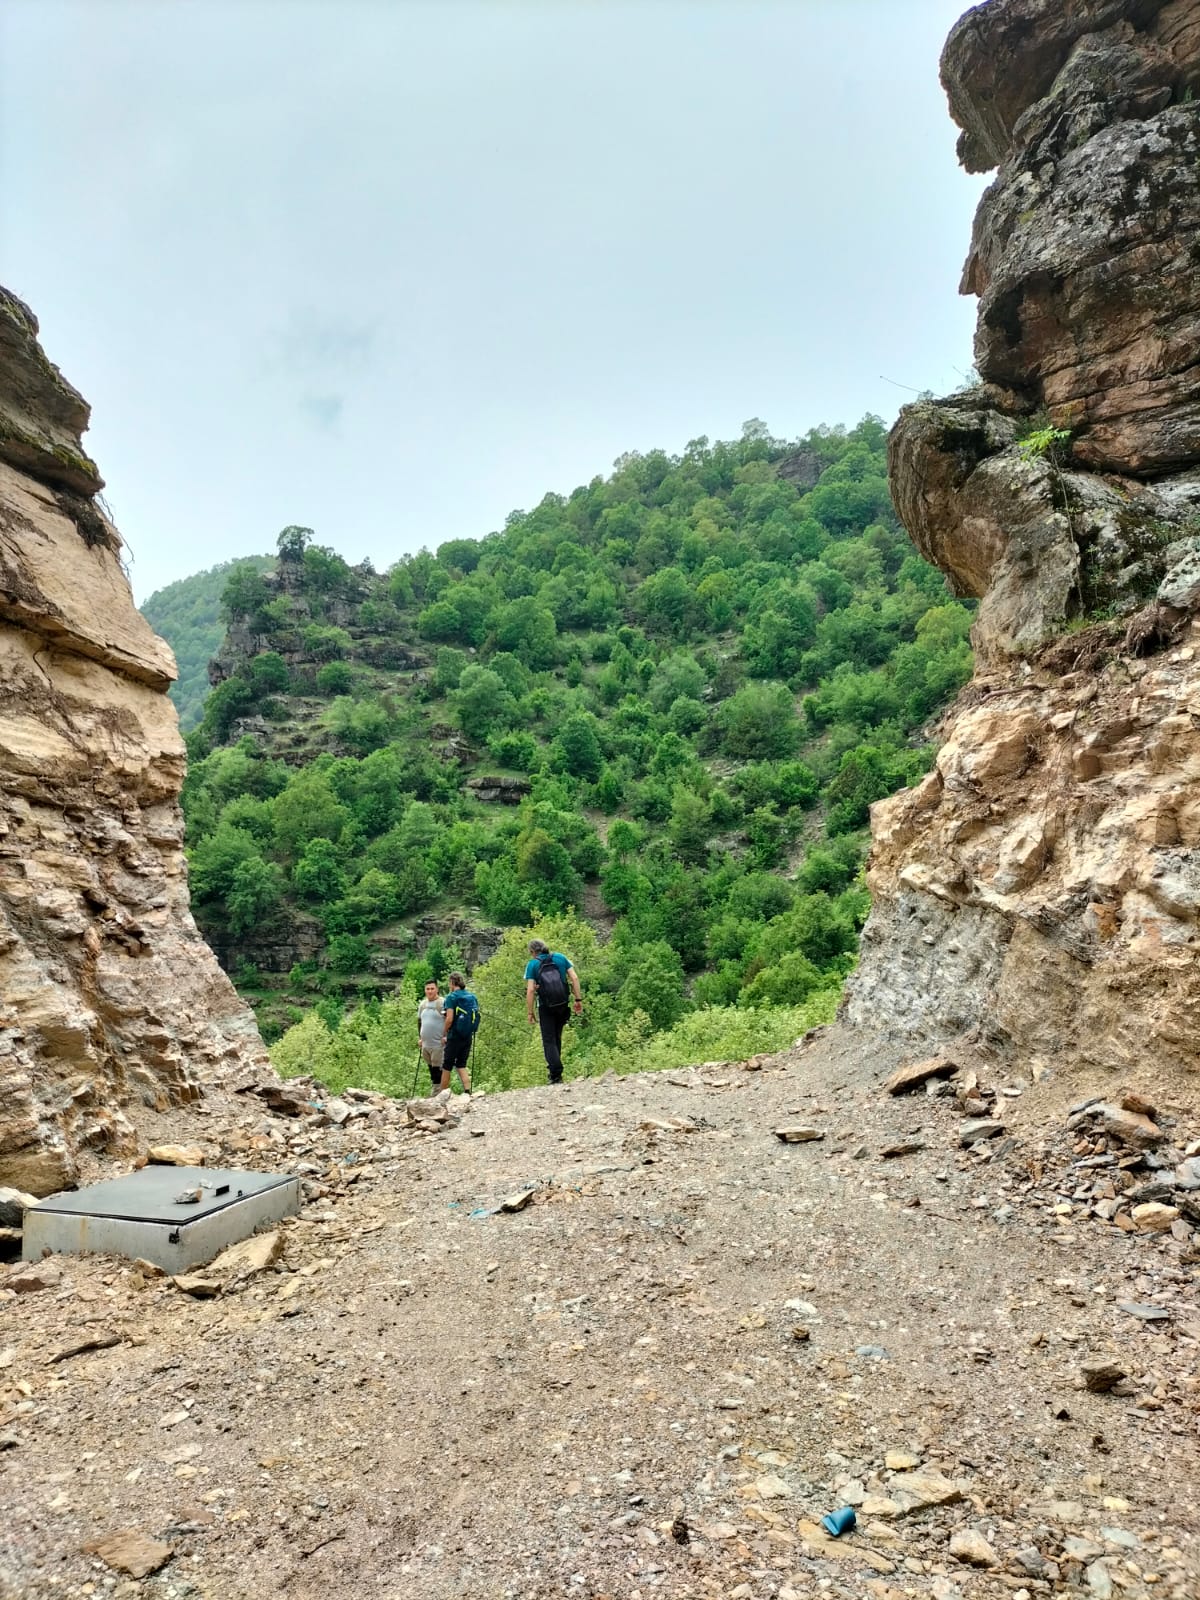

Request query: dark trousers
[{"left": 537, "top": 1003, "right": 570, "bottom": 1082}]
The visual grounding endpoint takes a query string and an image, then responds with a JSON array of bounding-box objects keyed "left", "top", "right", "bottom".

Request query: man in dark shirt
[
  {"left": 440, "top": 971, "right": 476, "bottom": 1093},
  {"left": 524, "top": 938, "right": 582, "bottom": 1084}
]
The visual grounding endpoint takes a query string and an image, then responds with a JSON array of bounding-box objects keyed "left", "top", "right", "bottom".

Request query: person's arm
[
  {"left": 567, "top": 964, "right": 582, "bottom": 1011},
  {"left": 443, "top": 1001, "right": 455, "bottom": 1037},
  {"left": 526, "top": 978, "right": 538, "bottom": 1025}
]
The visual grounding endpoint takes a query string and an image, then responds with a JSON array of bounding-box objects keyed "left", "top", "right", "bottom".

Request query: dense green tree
[
  {"left": 226, "top": 856, "right": 285, "bottom": 935},
  {"left": 825, "top": 746, "right": 915, "bottom": 836},
  {"left": 316, "top": 660, "right": 355, "bottom": 696},
  {"left": 668, "top": 786, "right": 711, "bottom": 866},
  {"left": 637, "top": 567, "right": 694, "bottom": 638},
  {"left": 437, "top": 538, "right": 481, "bottom": 572},
  {"left": 435, "top": 647, "right": 469, "bottom": 693},
  {"left": 492, "top": 597, "right": 557, "bottom": 668},
  {"left": 188, "top": 821, "right": 261, "bottom": 906},
  {"left": 221, "top": 563, "right": 272, "bottom": 625},
  {"left": 277, "top": 525, "right": 314, "bottom": 562},
  {"left": 293, "top": 838, "right": 347, "bottom": 903},
  {"left": 716, "top": 682, "right": 801, "bottom": 759},
  {"left": 648, "top": 653, "right": 706, "bottom": 712},
  {"left": 418, "top": 599, "right": 465, "bottom": 642},
  {"left": 612, "top": 939, "right": 686, "bottom": 1030},
  {"left": 488, "top": 729, "right": 540, "bottom": 771},
  {"left": 272, "top": 770, "right": 352, "bottom": 859},
  {"left": 327, "top": 933, "right": 370, "bottom": 973},
  {"left": 550, "top": 712, "right": 604, "bottom": 781},
  {"left": 455, "top": 666, "right": 516, "bottom": 740}
]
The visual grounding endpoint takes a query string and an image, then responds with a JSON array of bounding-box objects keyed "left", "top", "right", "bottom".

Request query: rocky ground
[{"left": 2, "top": 1026, "right": 1199, "bottom": 1600}]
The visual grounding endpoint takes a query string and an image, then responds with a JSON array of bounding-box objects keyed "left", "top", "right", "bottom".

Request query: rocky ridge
[
  {"left": 846, "top": 0, "right": 1200, "bottom": 1073},
  {"left": 0, "top": 286, "right": 269, "bottom": 1195}
]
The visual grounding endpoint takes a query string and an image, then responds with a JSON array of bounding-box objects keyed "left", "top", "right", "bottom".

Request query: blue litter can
[{"left": 821, "top": 1506, "right": 857, "bottom": 1537}]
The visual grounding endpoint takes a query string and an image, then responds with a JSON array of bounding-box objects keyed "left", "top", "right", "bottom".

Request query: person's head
[
  {"left": 448, "top": 970, "right": 466, "bottom": 991},
  {"left": 424, "top": 979, "right": 439, "bottom": 1000},
  {"left": 528, "top": 939, "right": 549, "bottom": 956}
]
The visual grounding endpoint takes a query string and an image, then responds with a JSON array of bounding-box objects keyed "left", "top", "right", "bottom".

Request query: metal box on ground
[{"left": 22, "top": 1167, "right": 301, "bottom": 1273}]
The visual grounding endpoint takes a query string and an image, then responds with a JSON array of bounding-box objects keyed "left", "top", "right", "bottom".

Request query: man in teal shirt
[
  {"left": 440, "top": 971, "right": 476, "bottom": 1094},
  {"left": 525, "top": 938, "right": 582, "bottom": 1084}
]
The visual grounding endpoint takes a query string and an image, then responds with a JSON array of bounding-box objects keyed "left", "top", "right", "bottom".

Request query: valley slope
[{"left": 164, "top": 421, "right": 974, "bottom": 1084}]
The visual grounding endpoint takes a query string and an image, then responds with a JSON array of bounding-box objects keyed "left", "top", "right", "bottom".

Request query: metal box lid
[{"left": 31, "top": 1167, "right": 296, "bottom": 1229}]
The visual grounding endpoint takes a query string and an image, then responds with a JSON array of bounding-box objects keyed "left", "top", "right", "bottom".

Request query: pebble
[
  {"left": 7, "top": 1264, "right": 61, "bottom": 1294},
  {"left": 1086, "top": 1558, "right": 1114, "bottom": 1598},
  {"left": 948, "top": 1528, "right": 999, "bottom": 1567},
  {"left": 1080, "top": 1357, "right": 1126, "bottom": 1392},
  {"left": 959, "top": 1119, "right": 1005, "bottom": 1146}
]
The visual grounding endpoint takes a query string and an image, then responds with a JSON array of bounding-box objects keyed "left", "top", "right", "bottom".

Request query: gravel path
[{"left": 3, "top": 1027, "right": 1198, "bottom": 1600}]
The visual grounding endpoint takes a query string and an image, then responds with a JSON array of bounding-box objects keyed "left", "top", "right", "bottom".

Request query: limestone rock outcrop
[
  {"left": 846, "top": 1, "right": 1200, "bottom": 1077},
  {"left": 944, "top": 0, "right": 1200, "bottom": 473},
  {"left": 0, "top": 287, "right": 269, "bottom": 1194}
]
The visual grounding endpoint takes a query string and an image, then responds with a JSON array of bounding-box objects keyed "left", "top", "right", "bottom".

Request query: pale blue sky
[{"left": 1, "top": 1, "right": 985, "bottom": 600}]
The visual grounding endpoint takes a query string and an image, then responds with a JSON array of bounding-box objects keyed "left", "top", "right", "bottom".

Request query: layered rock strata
[
  {"left": 846, "top": 1, "right": 1200, "bottom": 1075},
  {"left": 0, "top": 288, "right": 268, "bottom": 1194}
]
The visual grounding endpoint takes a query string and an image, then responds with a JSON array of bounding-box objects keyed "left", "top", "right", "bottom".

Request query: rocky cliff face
[
  {"left": 0, "top": 288, "right": 269, "bottom": 1194},
  {"left": 846, "top": 0, "right": 1200, "bottom": 1077}
]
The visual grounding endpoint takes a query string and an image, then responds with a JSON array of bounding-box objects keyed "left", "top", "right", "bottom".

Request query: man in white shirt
[{"left": 417, "top": 979, "right": 445, "bottom": 1091}]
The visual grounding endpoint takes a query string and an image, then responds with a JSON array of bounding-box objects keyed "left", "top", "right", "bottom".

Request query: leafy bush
[
  {"left": 316, "top": 660, "right": 355, "bottom": 696},
  {"left": 716, "top": 682, "right": 801, "bottom": 759}
]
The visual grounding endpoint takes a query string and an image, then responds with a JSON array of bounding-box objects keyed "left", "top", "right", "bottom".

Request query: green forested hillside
[
  {"left": 171, "top": 418, "right": 972, "bottom": 1081},
  {"left": 141, "top": 556, "right": 274, "bottom": 728}
]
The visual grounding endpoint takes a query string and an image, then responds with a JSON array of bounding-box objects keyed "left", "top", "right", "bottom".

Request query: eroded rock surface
[
  {"left": 945, "top": 0, "right": 1200, "bottom": 474},
  {"left": 847, "top": 2, "right": 1200, "bottom": 1076},
  {"left": 0, "top": 288, "right": 268, "bottom": 1194}
]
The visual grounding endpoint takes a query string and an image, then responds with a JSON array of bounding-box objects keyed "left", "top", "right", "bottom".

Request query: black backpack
[{"left": 535, "top": 954, "right": 569, "bottom": 1008}]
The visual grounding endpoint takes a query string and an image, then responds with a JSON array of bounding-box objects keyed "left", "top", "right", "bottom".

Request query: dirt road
[{"left": 3, "top": 1028, "right": 1198, "bottom": 1599}]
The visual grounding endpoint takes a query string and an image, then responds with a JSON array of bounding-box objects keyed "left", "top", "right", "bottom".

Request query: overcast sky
[{"left": 2, "top": 0, "right": 985, "bottom": 602}]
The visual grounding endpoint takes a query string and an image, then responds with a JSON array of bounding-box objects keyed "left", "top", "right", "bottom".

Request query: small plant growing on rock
[{"left": 1017, "top": 424, "right": 1072, "bottom": 462}]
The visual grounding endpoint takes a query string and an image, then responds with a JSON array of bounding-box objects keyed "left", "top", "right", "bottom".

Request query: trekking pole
[{"left": 409, "top": 1048, "right": 424, "bottom": 1099}]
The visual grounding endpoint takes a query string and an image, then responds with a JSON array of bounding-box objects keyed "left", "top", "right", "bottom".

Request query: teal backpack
[{"left": 449, "top": 990, "right": 482, "bottom": 1039}]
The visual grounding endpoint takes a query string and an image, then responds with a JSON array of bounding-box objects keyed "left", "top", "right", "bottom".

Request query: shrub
[
  {"left": 316, "top": 660, "right": 355, "bottom": 696},
  {"left": 715, "top": 682, "right": 801, "bottom": 759}
]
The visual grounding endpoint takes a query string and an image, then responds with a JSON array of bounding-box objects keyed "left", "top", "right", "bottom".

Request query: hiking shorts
[
  {"left": 420, "top": 1040, "right": 444, "bottom": 1071},
  {"left": 443, "top": 1032, "right": 472, "bottom": 1074}
]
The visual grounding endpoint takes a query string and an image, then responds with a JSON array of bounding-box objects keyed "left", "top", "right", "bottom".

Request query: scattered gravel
[{"left": 2, "top": 1026, "right": 1198, "bottom": 1599}]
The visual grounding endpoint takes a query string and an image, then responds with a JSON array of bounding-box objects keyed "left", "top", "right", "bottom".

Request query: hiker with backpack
[
  {"left": 440, "top": 970, "right": 479, "bottom": 1093},
  {"left": 525, "top": 938, "right": 582, "bottom": 1085}
]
